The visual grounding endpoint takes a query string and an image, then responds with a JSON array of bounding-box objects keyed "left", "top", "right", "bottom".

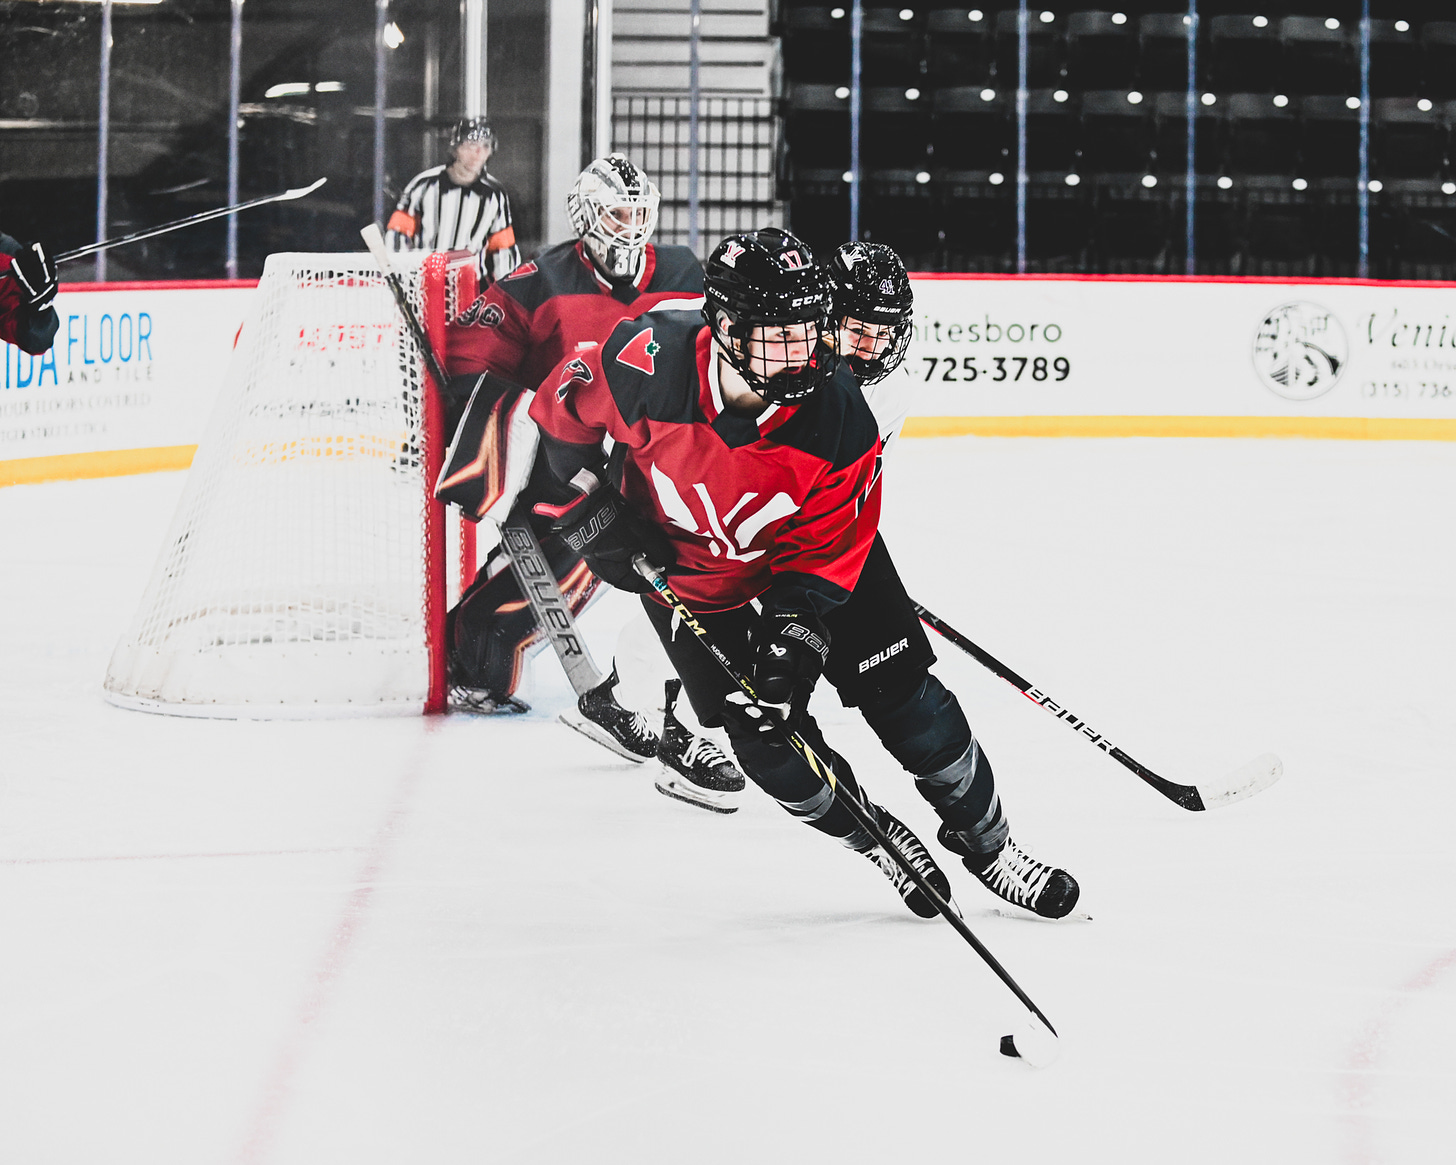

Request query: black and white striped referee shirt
[{"left": 385, "top": 165, "right": 522, "bottom": 282}]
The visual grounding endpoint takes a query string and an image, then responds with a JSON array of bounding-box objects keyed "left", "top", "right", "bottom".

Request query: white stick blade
[
  {"left": 360, "top": 222, "right": 392, "bottom": 268},
  {"left": 281, "top": 177, "right": 328, "bottom": 200},
  {"left": 1001, "top": 1015, "right": 1061, "bottom": 1069},
  {"left": 1198, "top": 752, "right": 1284, "bottom": 809}
]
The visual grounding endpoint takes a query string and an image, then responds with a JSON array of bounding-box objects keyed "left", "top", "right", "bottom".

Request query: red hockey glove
[{"left": 540, "top": 484, "right": 675, "bottom": 594}]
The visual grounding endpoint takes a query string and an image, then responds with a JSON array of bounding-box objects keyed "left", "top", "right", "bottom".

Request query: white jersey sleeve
[{"left": 858, "top": 361, "right": 917, "bottom": 462}]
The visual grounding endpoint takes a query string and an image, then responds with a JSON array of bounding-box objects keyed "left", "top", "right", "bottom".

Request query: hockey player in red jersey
[
  {"left": 435, "top": 154, "right": 746, "bottom": 813},
  {"left": 1, "top": 233, "right": 59, "bottom": 355},
  {"left": 530, "top": 227, "right": 1080, "bottom": 919}
]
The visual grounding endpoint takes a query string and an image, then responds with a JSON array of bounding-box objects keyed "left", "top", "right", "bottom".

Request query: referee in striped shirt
[{"left": 385, "top": 117, "right": 522, "bottom": 283}]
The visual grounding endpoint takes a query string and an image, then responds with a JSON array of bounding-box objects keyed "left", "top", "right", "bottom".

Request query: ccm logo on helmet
[{"left": 858, "top": 637, "right": 909, "bottom": 673}]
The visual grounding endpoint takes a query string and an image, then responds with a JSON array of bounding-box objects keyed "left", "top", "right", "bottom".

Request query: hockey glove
[
  {"left": 12, "top": 241, "right": 58, "bottom": 312},
  {"left": 541, "top": 483, "right": 675, "bottom": 594},
  {"left": 725, "top": 610, "right": 830, "bottom": 741}
]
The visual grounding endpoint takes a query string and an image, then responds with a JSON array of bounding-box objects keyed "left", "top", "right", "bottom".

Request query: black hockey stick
[
  {"left": 635, "top": 556, "right": 1060, "bottom": 1066},
  {"left": 913, "top": 602, "right": 1282, "bottom": 812},
  {"left": 56, "top": 178, "right": 328, "bottom": 264}
]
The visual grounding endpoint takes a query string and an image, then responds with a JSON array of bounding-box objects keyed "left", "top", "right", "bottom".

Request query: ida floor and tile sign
[
  {"left": 2, "top": 281, "right": 254, "bottom": 484},
  {"left": 904, "top": 275, "right": 1456, "bottom": 440}
]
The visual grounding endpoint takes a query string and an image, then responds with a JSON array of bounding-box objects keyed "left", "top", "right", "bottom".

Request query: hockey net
[{"left": 104, "top": 252, "right": 451, "bottom": 717}]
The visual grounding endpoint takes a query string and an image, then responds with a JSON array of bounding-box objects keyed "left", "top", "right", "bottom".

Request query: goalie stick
[
  {"left": 635, "top": 555, "right": 1061, "bottom": 1067},
  {"left": 912, "top": 602, "right": 1282, "bottom": 812},
  {"left": 360, "top": 224, "right": 606, "bottom": 699}
]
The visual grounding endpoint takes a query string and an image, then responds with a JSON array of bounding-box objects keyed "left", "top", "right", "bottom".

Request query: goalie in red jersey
[
  {"left": 435, "top": 154, "right": 745, "bottom": 813},
  {"left": 530, "top": 227, "right": 1080, "bottom": 919}
]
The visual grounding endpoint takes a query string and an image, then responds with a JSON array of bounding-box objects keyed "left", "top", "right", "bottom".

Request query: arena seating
[{"left": 776, "top": 5, "right": 1456, "bottom": 277}]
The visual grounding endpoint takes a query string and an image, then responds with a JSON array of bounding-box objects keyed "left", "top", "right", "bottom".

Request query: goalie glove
[
  {"left": 539, "top": 481, "right": 675, "bottom": 594},
  {"left": 12, "top": 241, "right": 58, "bottom": 312}
]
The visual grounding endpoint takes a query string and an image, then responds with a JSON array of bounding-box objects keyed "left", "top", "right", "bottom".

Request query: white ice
[{"left": 3, "top": 436, "right": 1454, "bottom": 1165}]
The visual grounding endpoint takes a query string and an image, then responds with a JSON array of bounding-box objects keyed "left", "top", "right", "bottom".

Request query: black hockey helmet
[
  {"left": 449, "top": 116, "right": 498, "bottom": 153},
  {"left": 828, "top": 241, "right": 913, "bottom": 386},
  {"left": 703, "top": 227, "right": 836, "bottom": 404}
]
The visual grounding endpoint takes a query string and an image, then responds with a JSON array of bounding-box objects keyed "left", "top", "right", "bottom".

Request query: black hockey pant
[{"left": 640, "top": 535, "right": 1008, "bottom": 857}]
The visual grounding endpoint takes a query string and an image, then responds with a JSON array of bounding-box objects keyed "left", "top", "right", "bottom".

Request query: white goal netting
[{"left": 104, "top": 252, "right": 448, "bottom": 718}]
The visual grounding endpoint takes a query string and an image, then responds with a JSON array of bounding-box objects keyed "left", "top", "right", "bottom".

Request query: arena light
[
  {"left": 265, "top": 83, "right": 312, "bottom": 99},
  {"left": 1201, "top": 93, "right": 1217, "bottom": 106},
  {"left": 383, "top": 21, "right": 404, "bottom": 49},
  {"left": 1419, "top": 98, "right": 1433, "bottom": 112},
  {"left": 1111, "top": 12, "right": 1126, "bottom": 25},
  {"left": 968, "top": 8, "right": 983, "bottom": 19},
  {"left": 1396, "top": 20, "right": 1411, "bottom": 32}
]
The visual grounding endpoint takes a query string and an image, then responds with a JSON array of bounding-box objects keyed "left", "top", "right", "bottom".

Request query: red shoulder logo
[
  {"left": 555, "top": 357, "right": 594, "bottom": 401},
  {"left": 616, "top": 327, "right": 662, "bottom": 376},
  {"left": 503, "top": 261, "right": 538, "bottom": 281}
]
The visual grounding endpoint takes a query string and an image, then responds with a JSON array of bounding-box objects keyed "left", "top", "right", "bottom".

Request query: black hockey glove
[
  {"left": 542, "top": 483, "right": 675, "bottom": 594},
  {"left": 12, "top": 241, "right": 58, "bottom": 312},
  {"left": 723, "top": 609, "right": 830, "bottom": 741}
]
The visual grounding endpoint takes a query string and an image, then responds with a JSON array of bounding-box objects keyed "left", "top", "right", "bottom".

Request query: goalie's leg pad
[{"left": 449, "top": 535, "right": 597, "bottom": 698}]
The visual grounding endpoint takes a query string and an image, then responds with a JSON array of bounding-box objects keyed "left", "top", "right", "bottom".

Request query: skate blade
[
  {"left": 987, "top": 906, "right": 1093, "bottom": 923},
  {"left": 654, "top": 775, "right": 740, "bottom": 814},
  {"left": 558, "top": 710, "right": 653, "bottom": 763},
  {"left": 450, "top": 693, "right": 530, "bottom": 716}
]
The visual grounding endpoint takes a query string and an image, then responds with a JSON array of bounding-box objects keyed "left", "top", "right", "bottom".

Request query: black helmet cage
[
  {"left": 830, "top": 242, "right": 914, "bottom": 386},
  {"left": 703, "top": 228, "right": 838, "bottom": 404}
]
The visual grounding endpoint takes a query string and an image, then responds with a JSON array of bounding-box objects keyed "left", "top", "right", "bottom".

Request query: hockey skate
[
  {"left": 653, "top": 680, "right": 746, "bottom": 814},
  {"left": 448, "top": 655, "right": 529, "bottom": 715},
  {"left": 558, "top": 664, "right": 660, "bottom": 762},
  {"left": 864, "top": 808, "right": 956, "bottom": 919},
  {"left": 941, "top": 827, "right": 1080, "bottom": 920}
]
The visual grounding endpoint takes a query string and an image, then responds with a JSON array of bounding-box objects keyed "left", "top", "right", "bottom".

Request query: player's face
[
  {"left": 600, "top": 203, "right": 652, "bottom": 240},
  {"left": 839, "top": 317, "right": 895, "bottom": 362},
  {"left": 743, "top": 322, "right": 817, "bottom": 381}
]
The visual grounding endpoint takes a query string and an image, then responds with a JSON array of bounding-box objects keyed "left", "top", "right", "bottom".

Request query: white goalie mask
[{"left": 567, "top": 154, "right": 661, "bottom": 281}]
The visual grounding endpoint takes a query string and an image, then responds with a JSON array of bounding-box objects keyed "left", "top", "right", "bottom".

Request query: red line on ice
[
  {"left": 231, "top": 745, "right": 430, "bottom": 1164},
  {"left": 1339, "top": 946, "right": 1456, "bottom": 1165}
]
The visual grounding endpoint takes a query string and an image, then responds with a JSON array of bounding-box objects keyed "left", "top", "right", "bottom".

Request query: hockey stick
[
  {"left": 361, "top": 224, "right": 607, "bottom": 700},
  {"left": 913, "top": 602, "right": 1283, "bottom": 812},
  {"left": 56, "top": 178, "right": 328, "bottom": 264},
  {"left": 635, "top": 556, "right": 1061, "bottom": 1066}
]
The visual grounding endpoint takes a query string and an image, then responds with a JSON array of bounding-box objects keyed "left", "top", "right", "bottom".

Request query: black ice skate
[
  {"left": 558, "top": 664, "right": 659, "bottom": 762},
  {"left": 941, "top": 827, "right": 1080, "bottom": 920},
  {"left": 654, "top": 680, "right": 746, "bottom": 814},
  {"left": 864, "top": 808, "right": 956, "bottom": 919}
]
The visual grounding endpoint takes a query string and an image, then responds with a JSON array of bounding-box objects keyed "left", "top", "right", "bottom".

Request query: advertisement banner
[
  {"left": 905, "top": 275, "right": 1456, "bottom": 439},
  {"left": 2, "top": 281, "right": 255, "bottom": 483}
]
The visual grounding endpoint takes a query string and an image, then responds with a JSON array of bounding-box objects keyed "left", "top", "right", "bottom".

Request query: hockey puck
[{"left": 999, "top": 1034, "right": 1021, "bottom": 1058}]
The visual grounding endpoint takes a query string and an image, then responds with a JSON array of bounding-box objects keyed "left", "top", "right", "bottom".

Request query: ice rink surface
[{"left": 3, "top": 435, "right": 1454, "bottom": 1165}]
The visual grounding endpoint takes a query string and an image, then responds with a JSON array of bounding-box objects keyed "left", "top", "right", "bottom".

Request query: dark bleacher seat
[
  {"left": 782, "top": 8, "right": 851, "bottom": 86},
  {"left": 862, "top": 170, "right": 938, "bottom": 267},
  {"left": 785, "top": 171, "right": 848, "bottom": 258},
  {"left": 1208, "top": 15, "right": 1281, "bottom": 95},
  {"left": 1242, "top": 196, "right": 1317, "bottom": 277},
  {"left": 1192, "top": 187, "right": 1238, "bottom": 275},
  {"left": 862, "top": 7, "right": 927, "bottom": 87},
  {"left": 1152, "top": 91, "right": 1222, "bottom": 179},
  {"left": 1391, "top": 200, "right": 1456, "bottom": 279},
  {"left": 931, "top": 86, "right": 1011, "bottom": 173},
  {"left": 1367, "top": 19, "right": 1421, "bottom": 100},
  {"left": 1065, "top": 11, "right": 1138, "bottom": 92},
  {"left": 927, "top": 8, "right": 993, "bottom": 87},
  {"left": 1299, "top": 95, "right": 1359, "bottom": 182},
  {"left": 1224, "top": 92, "right": 1298, "bottom": 180},
  {"left": 1025, "top": 185, "right": 1091, "bottom": 272},
  {"left": 1279, "top": 16, "right": 1356, "bottom": 98},
  {"left": 993, "top": 8, "right": 1064, "bottom": 89},
  {"left": 1370, "top": 98, "right": 1446, "bottom": 182},
  {"left": 1025, "top": 89, "right": 1079, "bottom": 175},
  {"left": 937, "top": 173, "right": 1013, "bottom": 271},
  {"left": 862, "top": 86, "right": 932, "bottom": 171},
  {"left": 1080, "top": 89, "right": 1155, "bottom": 178},
  {"left": 1138, "top": 14, "right": 1193, "bottom": 93},
  {"left": 1091, "top": 186, "right": 1170, "bottom": 273},
  {"left": 1421, "top": 23, "right": 1456, "bottom": 102},
  {"left": 785, "top": 84, "right": 851, "bottom": 172}
]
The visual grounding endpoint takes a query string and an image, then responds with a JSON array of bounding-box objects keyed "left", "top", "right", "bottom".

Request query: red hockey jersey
[
  {"left": 445, "top": 240, "right": 705, "bottom": 390},
  {"left": 529, "top": 308, "right": 883, "bottom": 615}
]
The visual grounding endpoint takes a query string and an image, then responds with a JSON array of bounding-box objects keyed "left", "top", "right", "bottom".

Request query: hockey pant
[{"left": 640, "top": 535, "right": 1008, "bottom": 857}]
